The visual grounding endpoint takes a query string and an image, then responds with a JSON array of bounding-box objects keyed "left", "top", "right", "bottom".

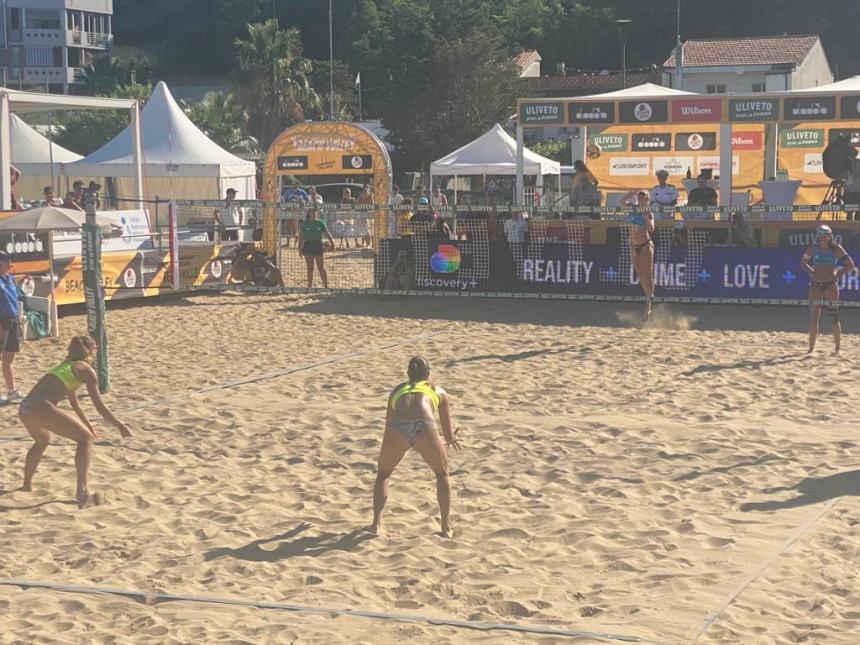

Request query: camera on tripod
[{"left": 821, "top": 134, "right": 860, "bottom": 219}]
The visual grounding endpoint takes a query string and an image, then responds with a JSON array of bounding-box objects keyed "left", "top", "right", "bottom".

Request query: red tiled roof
[
  {"left": 663, "top": 35, "right": 818, "bottom": 68},
  {"left": 514, "top": 49, "right": 541, "bottom": 67}
]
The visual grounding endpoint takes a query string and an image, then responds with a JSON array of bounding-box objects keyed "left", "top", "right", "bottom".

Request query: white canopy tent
[
  {"left": 10, "top": 114, "right": 83, "bottom": 201},
  {"left": 785, "top": 75, "right": 860, "bottom": 93},
  {"left": 432, "top": 123, "right": 560, "bottom": 204},
  {"left": 68, "top": 81, "right": 256, "bottom": 204},
  {"left": 0, "top": 88, "right": 141, "bottom": 210}
]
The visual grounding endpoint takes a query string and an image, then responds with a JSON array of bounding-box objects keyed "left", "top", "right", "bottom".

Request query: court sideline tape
[
  {"left": 689, "top": 497, "right": 841, "bottom": 643},
  {"left": 0, "top": 578, "right": 659, "bottom": 643}
]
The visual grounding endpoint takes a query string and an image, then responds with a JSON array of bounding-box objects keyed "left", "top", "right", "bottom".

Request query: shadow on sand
[
  {"left": 682, "top": 354, "right": 806, "bottom": 376},
  {"left": 741, "top": 468, "right": 860, "bottom": 512},
  {"left": 204, "top": 522, "right": 374, "bottom": 563}
]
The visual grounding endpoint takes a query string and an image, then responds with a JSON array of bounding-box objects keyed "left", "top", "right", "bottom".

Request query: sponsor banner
[
  {"left": 343, "top": 154, "right": 372, "bottom": 170},
  {"left": 569, "top": 101, "right": 615, "bottom": 124},
  {"left": 381, "top": 239, "right": 860, "bottom": 302},
  {"left": 804, "top": 152, "right": 824, "bottom": 174},
  {"left": 783, "top": 96, "right": 836, "bottom": 121},
  {"left": 671, "top": 98, "right": 723, "bottom": 122},
  {"left": 277, "top": 155, "right": 308, "bottom": 170},
  {"left": 731, "top": 131, "right": 763, "bottom": 150},
  {"left": 828, "top": 128, "right": 860, "bottom": 145},
  {"left": 632, "top": 133, "right": 671, "bottom": 151},
  {"left": 729, "top": 98, "right": 778, "bottom": 122},
  {"left": 780, "top": 128, "right": 823, "bottom": 148},
  {"left": 839, "top": 96, "right": 860, "bottom": 120},
  {"left": 618, "top": 100, "right": 668, "bottom": 124},
  {"left": 609, "top": 157, "right": 650, "bottom": 176},
  {"left": 675, "top": 132, "right": 717, "bottom": 152},
  {"left": 589, "top": 133, "right": 627, "bottom": 152},
  {"left": 698, "top": 155, "right": 739, "bottom": 176},
  {"left": 653, "top": 156, "right": 694, "bottom": 177},
  {"left": 520, "top": 102, "right": 564, "bottom": 125},
  {"left": 779, "top": 226, "right": 855, "bottom": 248},
  {"left": 53, "top": 209, "right": 154, "bottom": 257}
]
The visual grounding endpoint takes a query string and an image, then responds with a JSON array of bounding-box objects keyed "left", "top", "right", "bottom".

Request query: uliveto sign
[
  {"left": 520, "top": 103, "right": 563, "bottom": 125},
  {"left": 729, "top": 99, "right": 778, "bottom": 122},
  {"left": 671, "top": 98, "right": 722, "bottom": 122}
]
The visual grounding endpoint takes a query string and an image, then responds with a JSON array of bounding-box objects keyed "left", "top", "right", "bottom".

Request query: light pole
[
  {"left": 616, "top": 19, "right": 633, "bottom": 89},
  {"left": 329, "top": 0, "right": 334, "bottom": 120}
]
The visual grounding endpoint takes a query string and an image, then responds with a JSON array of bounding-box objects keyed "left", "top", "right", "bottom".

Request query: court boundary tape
[
  {"left": 689, "top": 497, "right": 841, "bottom": 643},
  {"left": 0, "top": 578, "right": 658, "bottom": 643}
]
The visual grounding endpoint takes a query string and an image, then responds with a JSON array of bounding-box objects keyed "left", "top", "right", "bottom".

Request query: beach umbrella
[{"left": 0, "top": 205, "right": 114, "bottom": 232}]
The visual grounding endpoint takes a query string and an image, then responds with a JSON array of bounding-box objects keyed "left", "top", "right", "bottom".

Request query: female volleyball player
[
  {"left": 297, "top": 208, "right": 336, "bottom": 288},
  {"left": 801, "top": 224, "right": 855, "bottom": 354},
  {"left": 19, "top": 335, "right": 131, "bottom": 507},
  {"left": 370, "top": 356, "right": 461, "bottom": 538},
  {"left": 630, "top": 190, "right": 655, "bottom": 321}
]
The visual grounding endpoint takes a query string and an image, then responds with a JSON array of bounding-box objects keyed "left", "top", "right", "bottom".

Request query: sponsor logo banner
[
  {"left": 277, "top": 155, "right": 308, "bottom": 170},
  {"left": 653, "top": 156, "right": 694, "bottom": 177},
  {"left": 618, "top": 100, "right": 668, "bottom": 124},
  {"left": 632, "top": 133, "right": 671, "bottom": 151},
  {"left": 589, "top": 133, "right": 627, "bottom": 152},
  {"left": 342, "top": 154, "right": 373, "bottom": 170},
  {"left": 569, "top": 101, "right": 615, "bottom": 124},
  {"left": 609, "top": 157, "right": 650, "bottom": 176},
  {"left": 731, "top": 131, "right": 763, "bottom": 150},
  {"left": 783, "top": 96, "right": 836, "bottom": 121},
  {"left": 804, "top": 153, "right": 824, "bottom": 174},
  {"left": 698, "top": 156, "right": 739, "bottom": 176},
  {"left": 828, "top": 128, "right": 860, "bottom": 145},
  {"left": 671, "top": 98, "right": 723, "bottom": 122},
  {"left": 675, "top": 132, "right": 717, "bottom": 152},
  {"left": 729, "top": 99, "right": 778, "bottom": 121},
  {"left": 780, "top": 128, "right": 824, "bottom": 148},
  {"left": 839, "top": 96, "right": 860, "bottom": 120},
  {"left": 520, "top": 102, "right": 564, "bottom": 125}
]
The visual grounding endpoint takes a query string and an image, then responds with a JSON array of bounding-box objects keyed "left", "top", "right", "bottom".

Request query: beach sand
[{"left": 1, "top": 293, "right": 858, "bottom": 644}]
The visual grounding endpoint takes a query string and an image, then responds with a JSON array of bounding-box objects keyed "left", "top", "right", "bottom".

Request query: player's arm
[
  {"left": 80, "top": 364, "right": 131, "bottom": 437},
  {"left": 801, "top": 247, "right": 814, "bottom": 275},
  {"left": 67, "top": 390, "right": 96, "bottom": 437},
  {"left": 836, "top": 244, "right": 855, "bottom": 275}
]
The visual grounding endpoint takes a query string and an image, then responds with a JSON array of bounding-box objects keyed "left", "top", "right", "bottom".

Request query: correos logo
[{"left": 430, "top": 244, "right": 461, "bottom": 273}]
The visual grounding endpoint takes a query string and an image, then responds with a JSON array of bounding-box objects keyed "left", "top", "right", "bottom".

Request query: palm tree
[
  {"left": 78, "top": 55, "right": 126, "bottom": 96},
  {"left": 234, "top": 19, "right": 321, "bottom": 147},
  {"left": 182, "top": 92, "right": 259, "bottom": 154}
]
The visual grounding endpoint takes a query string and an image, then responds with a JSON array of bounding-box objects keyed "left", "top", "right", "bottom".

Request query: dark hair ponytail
[
  {"left": 407, "top": 356, "right": 430, "bottom": 382},
  {"left": 66, "top": 335, "right": 96, "bottom": 362}
]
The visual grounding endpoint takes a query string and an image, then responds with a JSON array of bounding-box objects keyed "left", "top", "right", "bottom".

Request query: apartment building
[{"left": 0, "top": 0, "right": 113, "bottom": 93}]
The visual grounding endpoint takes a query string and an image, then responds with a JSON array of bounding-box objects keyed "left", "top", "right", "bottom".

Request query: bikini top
[
  {"left": 390, "top": 380, "right": 440, "bottom": 410},
  {"left": 629, "top": 212, "right": 648, "bottom": 227},
  {"left": 47, "top": 361, "right": 84, "bottom": 393},
  {"left": 812, "top": 246, "right": 840, "bottom": 267}
]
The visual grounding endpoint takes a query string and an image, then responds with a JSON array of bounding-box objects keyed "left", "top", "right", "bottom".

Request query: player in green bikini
[
  {"left": 370, "top": 356, "right": 460, "bottom": 537},
  {"left": 19, "top": 335, "right": 131, "bottom": 507}
]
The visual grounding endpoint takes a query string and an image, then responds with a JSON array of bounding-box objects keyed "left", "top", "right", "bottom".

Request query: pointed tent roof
[
  {"left": 10, "top": 114, "right": 81, "bottom": 175},
  {"left": 431, "top": 124, "right": 560, "bottom": 176},
  {"left": 786, "top": 75, "right": 860, "bottom": 93},
  {"left": 588, "top": 83, "right": 695, "bottom": 98},
  {"left": 68, "top": 81, "right": 255, "bottom": 178}
]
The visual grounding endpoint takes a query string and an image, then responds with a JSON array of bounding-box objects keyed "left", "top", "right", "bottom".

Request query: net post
[{"left": 82, "top": 192, "right": 110, "bottom": 393}]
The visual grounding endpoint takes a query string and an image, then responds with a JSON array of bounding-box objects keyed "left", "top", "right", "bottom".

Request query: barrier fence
[{"left": 169, "top": 201, "right": 860, "bottom": 307}]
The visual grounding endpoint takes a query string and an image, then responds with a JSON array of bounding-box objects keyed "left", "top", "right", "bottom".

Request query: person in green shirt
[{"left": 297, "top": 208, "right": 336, "bottom": 288}]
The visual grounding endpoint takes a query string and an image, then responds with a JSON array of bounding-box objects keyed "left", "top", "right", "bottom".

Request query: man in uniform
[{"left": 649, "top": 169, "right": 679, "bottom": 210}]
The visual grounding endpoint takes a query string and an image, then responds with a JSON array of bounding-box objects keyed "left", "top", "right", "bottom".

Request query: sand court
[{"left": 1, "top": 293, "right": 859, "bottom": 643}]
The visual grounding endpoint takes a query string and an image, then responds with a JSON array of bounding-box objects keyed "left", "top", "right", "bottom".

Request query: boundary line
[
  {"left": 0, "top": 578, "right": 658, "bottom": 643},
  {"left": 689, "top": 498, "right": 841, "bottom": 643}
]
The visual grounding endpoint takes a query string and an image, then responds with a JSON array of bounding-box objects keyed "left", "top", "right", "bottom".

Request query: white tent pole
[
  {"left": 454, "top": 174, "right": 458, "bottom": 208},
  {"left": 131, "top": 101, "right": 143, "bottom": 204},
  {"left": 515, "top": 125, "right": 524, "bottom": 206},
  {"left": 0, "top": 92, "right": 11, "bottom": 210},
  {"left": 48, "top": 231, "right": 58, "bottom": 337},
  {"left": 48, "top": 112, "right": 55, "bottom": 193},
  {"left": 719, "top": 122, "right": 732, "bottom": 215}
]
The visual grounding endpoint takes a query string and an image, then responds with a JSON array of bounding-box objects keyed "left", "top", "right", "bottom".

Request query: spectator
[
  {"left": 503, "top": 211, "right": 528, "bottom": 244},
  {"left": 83, "top": 181, "right": 102, "bottom": 209},
  {"left": 649, "top": 169, "right": 679, "bottom": 209},
  {"left": 71, "top": 180, "right": 85, "bottom": 207},
  {"left": 391, "top": 184, "right": 404, "bottom": 207},
  {"left": 356, "top": 184, "right": 375, "bottom": 248},
  {"left": 62, "top": 192, "right": 83, "bottom": 211},
  {"left": 281, "top": 183, "right": 310, "bottom": 204},
  {"left": 0, "top": 252, "right": 21, "bottom": 403},
  {"left": 10, "top": 165, "right": 21, "bottom": 211},
  {"left": 687, "top": 173, "right": 717, "bottom": 207},
  {"left": 397, "top": 197, "right": 414, "bottom": 237},
  {"left": 432, "top": 213, "right": 452, "bottom": 239},
  {"left": 357, "top": 183, "right": 375, "bottom": 205},
  {"left": 413, "top": 184, "right": 426, "bottom": 204},
  {"left": 726, "top": 211, "right": 757, "bottom": 247},
  {"left": 308, "top": 185, "right": 324, "bottom": 205},
  {"left": 340, "top": 187, "right": 356, "bottom": 205},
  {"left": 571, "top": 160, "right": 601, "bottom": 207},
  {"left": 432, "top": 185, "right": 448, "bottom": 207},
  {"left": 43, "top": 186, "right": 63, "bottom": 207},
  {"left": 214, "top": 188, "right": 243, "bottom": 241}
]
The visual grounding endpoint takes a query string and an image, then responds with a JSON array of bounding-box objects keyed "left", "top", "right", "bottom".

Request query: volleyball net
[{"left": 170, "top": 201, "right": 860, "bottom": 306}]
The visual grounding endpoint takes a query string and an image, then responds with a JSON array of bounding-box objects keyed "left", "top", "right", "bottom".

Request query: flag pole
[{"left": 329, "top": 0, "right": 334, "bottom": 120}]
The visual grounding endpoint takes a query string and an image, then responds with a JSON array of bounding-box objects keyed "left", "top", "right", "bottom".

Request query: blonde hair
[{"left": 66, "top": 335, "right": 96, "bottom": 363}]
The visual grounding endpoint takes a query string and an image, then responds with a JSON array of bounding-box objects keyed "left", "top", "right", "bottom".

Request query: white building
[
  {"left": 0, "top": 0, "right": 113, "bottom": 93},
  {"left": 662, "top": 35, "right": 833, "bottom": 94}
]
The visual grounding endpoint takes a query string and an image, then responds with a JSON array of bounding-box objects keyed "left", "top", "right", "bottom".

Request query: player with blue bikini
[
  {"left": 630, "top": 190, "right": 655, "bottom": 321},
  {"left": 802, "top": 224, "right": 855, "bottom": 354}
]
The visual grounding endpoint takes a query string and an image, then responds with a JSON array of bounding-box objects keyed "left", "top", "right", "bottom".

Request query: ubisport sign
[{"left": 517, "top": 92, "right": 860, "bottom": 128}]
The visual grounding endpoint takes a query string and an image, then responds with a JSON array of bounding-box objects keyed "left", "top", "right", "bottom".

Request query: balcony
[
  {"left": 22, "top": 66, "right": 83, "bottom": 85},
  {"left": 21, "top": 29, "right": 65, "bottom": 46},
  {"left": 67, "top": 30, "right": 112, "bottom": 49}
]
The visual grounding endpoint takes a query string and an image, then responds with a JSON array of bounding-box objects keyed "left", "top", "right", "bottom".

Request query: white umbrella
[{"left": 0, "top": 205, "right": 115, "bottom": 232}]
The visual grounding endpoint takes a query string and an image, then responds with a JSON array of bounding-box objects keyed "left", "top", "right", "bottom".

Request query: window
[
  {"left": 10, "top": 47, "right": 19, "bottom": 67},
  {"left": 25, "top": 46, "right": 53, "bottom": 67},
  {"left": 706, "top": 84, "right": 726, "bottom": 94},
  {"left": 9, "top": 8, "right": 19, "bottom": 30},
  {"left": 25, "top": 10, "right": 61, "bottom": 30},
  {"left": 752, "top": 83, "right": 765, "bottom": 93}
]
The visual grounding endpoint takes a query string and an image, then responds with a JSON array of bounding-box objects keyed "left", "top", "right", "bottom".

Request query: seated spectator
[
  {"left": 281, "top": 184, "right": 310, "bottom": 204},
  {"left": 71, "top": 180, "right": 85, "bottom": 207},
  {"left": 726, "top": 212, "right": 757, "bottom": 247},
  {"left": 43, "top": 186, "right": 63, "bottom": 207},
  {"left": 397, "top": 197, "right": 414, "bottom": 237},
  {"left": 308, "top": 185, "right": 324, "bottom": 204},
  {"left": 83, "top": 181, "right": 102, "bottom": 209},
  {"left": 503, "top": 211, "right": 528, "bottom": 244},
  {"left": 649, "top": 169, "right": 678, "bottom": 208},
  {"left": 571, "top": 160, "right": 601, "bottom": 207},
  {"left": 687, "top": 173, "right": 717, "bottom": 207},
  {"left": 340, "top": 187, "right": 356, "bottom": 206},
  {"left": 432, "top": 213, "right": 452, "bottom": 239},
  {"left": 62, "top": 192, "right": 82, "bottom": 210}
]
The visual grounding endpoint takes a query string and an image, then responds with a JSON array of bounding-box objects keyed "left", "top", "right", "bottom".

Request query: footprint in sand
[{"left": 706, "top": 536, "right": 735, "bottom": 548}]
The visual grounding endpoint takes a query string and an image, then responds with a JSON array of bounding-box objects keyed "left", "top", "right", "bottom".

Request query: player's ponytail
[{"left": 66, "top": 335, "right": 96, "bottom": 363}]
